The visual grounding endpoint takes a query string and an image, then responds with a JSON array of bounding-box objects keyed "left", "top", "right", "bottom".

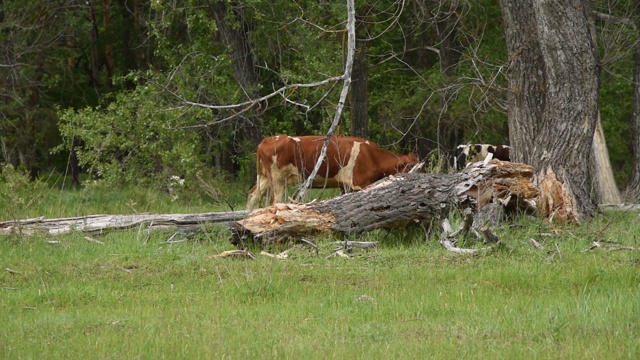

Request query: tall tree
[
  {"left": 350, "top": 10, "right": 369, "bottom": 139},
  {"left": 435, "top": 0, "right": 463, "bottom": 157},
  {"left": 500, "top": 0, "right": 600, "bottom": 221},
  {"left": 627, "top": 0, "right": 640, "bottom": 202},
  {"left": 0, "top": 1, "right": 72, "bottom": 177},
  {"left": 208, "top": 2, "right": 263, "bottom": 176}
]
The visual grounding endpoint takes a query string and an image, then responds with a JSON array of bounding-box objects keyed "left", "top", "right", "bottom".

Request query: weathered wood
[
  {"left": 0, "top": 211, "right": 250, "bottom": 236},
  {"left": 231, "top": 160, "right": 539, "bottom": 246}
]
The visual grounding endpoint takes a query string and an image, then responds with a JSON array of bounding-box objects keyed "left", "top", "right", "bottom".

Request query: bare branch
[
  {"left": 593, "top": 11, "right": 637, "bottom": 30},
  {"left": 295, "top": 0, "right": 357, "bottom": 202},
  {"left": 159, "top": 74, "right": 345, "bottom": 129}
]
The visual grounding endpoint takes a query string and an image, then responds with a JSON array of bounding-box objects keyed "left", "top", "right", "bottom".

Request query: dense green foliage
[{"left": 0, "top": 1, "right": 637, "bottom": 188}]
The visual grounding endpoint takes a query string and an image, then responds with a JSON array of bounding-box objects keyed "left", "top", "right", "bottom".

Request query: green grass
[{"left": 2, "top": 204, "right": 640, "bottom": 359}]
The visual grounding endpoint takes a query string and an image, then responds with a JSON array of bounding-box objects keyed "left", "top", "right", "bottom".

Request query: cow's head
[
  {"left": 397, "top": 152, "right": 420, "bottom": 173},
  {"left": 454, "top": 145, "right": 471, "bottom": 170}
]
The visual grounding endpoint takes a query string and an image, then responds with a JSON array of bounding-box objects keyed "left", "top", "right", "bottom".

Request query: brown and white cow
[
  {"left": 454, "top": 144, "right": 511, "bottom": 171},
  {"left": 246, "top": 135, "right": 419, "bottom": 209}
]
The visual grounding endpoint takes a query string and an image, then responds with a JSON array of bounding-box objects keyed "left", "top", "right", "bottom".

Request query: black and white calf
[{"left": 454, "top": 144, "right": 511, "bottom": 171}]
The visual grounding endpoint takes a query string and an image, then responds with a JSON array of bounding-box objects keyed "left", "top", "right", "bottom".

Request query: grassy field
[{"left": 1, "top": 183, "right": 640, "bottom": 359}]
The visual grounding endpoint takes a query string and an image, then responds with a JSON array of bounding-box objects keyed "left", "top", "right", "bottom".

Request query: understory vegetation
[{"left": 1, "top": 179, "right": 639, "bottom": 359}]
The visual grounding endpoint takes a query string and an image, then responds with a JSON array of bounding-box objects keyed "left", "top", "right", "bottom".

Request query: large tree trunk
[
  {"left": 626, "top": 0, "right": 640, "bottom": 202},
  {"left": 500, "top": 0, "right": 599, "bottom": 222},
  {"left": 232, "top": 161, "right": 538, "bottom": 246}
]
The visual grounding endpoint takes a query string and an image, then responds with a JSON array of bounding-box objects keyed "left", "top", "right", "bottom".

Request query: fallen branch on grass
[
  {"left": 583, "top": 241, "right": 640, "bottom": 252},
  {"left": 439, "top": 215, "right": 498, "bottom": 255},
  {"left": 260, "top": 250, "right": 290, "bottom": 259},
  {"left": 83, "top": 236, "right": 105, "bottom": 245},
  {"left": 338, "top": 240, "right": 378, "bottom": 250},
  {"left": 326, "top": 240, "right": 378, "bottom": 258},
  {"left": 211, "top": 249, "right": 256, "bottom": 260},
  {"left": 529, "top": 238, "right": 544, "bottom": 250}
]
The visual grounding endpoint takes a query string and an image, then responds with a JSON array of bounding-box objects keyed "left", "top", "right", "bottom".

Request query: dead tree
[{"left": 231, "top": 160, "right": 539, "bottom": 247}]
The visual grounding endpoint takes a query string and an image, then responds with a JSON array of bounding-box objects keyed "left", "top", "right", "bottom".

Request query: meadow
[{"left": 1, "top": 178, "right": 639, "bottom": 359}]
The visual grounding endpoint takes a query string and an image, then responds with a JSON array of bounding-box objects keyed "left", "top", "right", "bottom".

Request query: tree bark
[
  {"left": 350, "top": 36, "right": 369, "bottom": 139},
  {"left": 103, "top": 0, "right": 114, "bottom": 88},
  {"left": 209, "top": 2, "right": 259, "bottom": 99},
  {"left": 626, "top": 0, "right": 640, "bottom": 201},
  {"left": 209, "top": 1, "right": 263, "bottom": 177},
  {"left": 232, "top": 161, "right": 539, "bottom": 246},
  {"left": 88, "top": 0, "right": 102, "bottom": 89},
  {"left": 436, "top": 1, "right": 464, "bottom": 158},
  {"left": 591, "top": 113, "right": 622, "bottom": 204},
  {"left": 350, "top": 4, "right": 371, "bottom": 139},
  {"left": 500, "top": 0, "right": 600, "bottom": 222}
]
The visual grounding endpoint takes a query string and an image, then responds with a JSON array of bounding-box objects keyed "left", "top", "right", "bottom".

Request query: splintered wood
[
  {"left": 232, "top": 203, "right": 335, "bottom": 236},
  {"left": 535, "top": 166, "right": 578, "bottom": 223}
]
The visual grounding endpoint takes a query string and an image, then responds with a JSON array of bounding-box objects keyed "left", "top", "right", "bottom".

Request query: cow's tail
[
  {"left": 255, "top": 150, "right": 263, "bottom": 185},
  {"left": 247, "top": 151, "right": 262, "bottom": 209}
]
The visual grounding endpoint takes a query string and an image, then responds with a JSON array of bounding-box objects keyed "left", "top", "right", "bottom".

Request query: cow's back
[{"left": 248, "top": 135, "right": 416, "bottom": 208}]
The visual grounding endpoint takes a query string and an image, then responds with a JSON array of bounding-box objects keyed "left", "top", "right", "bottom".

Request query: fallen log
[
  {"left": 231, "top": 160, "right": 539, "bottom": 247},
  {"left": 0, "top": 211, "right": 250, "bottom": 236}
]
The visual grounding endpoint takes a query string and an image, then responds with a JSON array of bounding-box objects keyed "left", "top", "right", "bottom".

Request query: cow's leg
[
  {"left": 247, "top": 175, "right": 270, "bottom": 209},
  {"left": 270, "top": 164, "right": 300, "bottom": 204},
  {"left": 272, "top": 177, "right": 287, "bottom": 204}
]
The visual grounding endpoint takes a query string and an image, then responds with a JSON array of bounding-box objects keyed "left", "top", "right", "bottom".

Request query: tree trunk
[
  {"left": 350, "top": 37, "right": 369, "bottom": 138},
  {"left": 103, "top": 0, "right": 114, "bottom": 88},
  {"left": 350, "top": 9, "right": 369, "bottom": 139},
  {"left": 436, "top": 1, "right": 463, "bottom": 159},
  {"left": 209, "top": 2, "right": 263, "bottom": 177},
  {"left": 626, "top": 0, "right": 640, "bottom": 202},
  {"left": 500, "top": 0, "right": 600, "bottom": 222},
  {"left": 232, "top": 161, "right": 539, "bottom": 246},
  {"left": 88, "top": 0, "right": 102, "bottom": 89},
  {"left": 591, "top": 113, "right": 622, "bottom": 204}
]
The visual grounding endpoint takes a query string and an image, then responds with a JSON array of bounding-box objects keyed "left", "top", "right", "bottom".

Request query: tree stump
[{"left": 230, "top": 160, "right": 539, "bottom": 247}]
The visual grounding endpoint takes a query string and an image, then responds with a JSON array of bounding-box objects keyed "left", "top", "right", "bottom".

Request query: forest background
[{"left": 0, "top": 0, "right": 638, "bottom": 204}]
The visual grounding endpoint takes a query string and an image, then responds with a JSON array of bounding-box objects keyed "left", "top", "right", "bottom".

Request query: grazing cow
[
  {"left": 454, "top": 144, "right": 511, "bottom": 171},
  {"left": 247, "top": 135, "right": 419, "bottom": 209}
]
